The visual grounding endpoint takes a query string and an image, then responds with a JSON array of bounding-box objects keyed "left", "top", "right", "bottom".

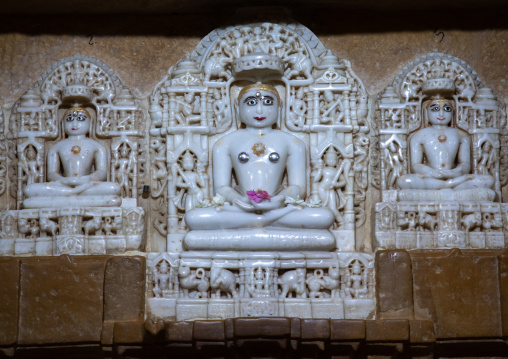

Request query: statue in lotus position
[
  {"left": 397, "top": 96, "right": 494, "bottom": 195},
  {"left": 184, "top": 83, "right": 335, "bottom": 251},
  {"left": 23, "top": 107, "right": 121, "bottom": 208}
]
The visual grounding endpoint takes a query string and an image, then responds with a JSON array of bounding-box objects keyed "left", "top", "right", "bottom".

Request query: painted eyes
[
  {"left": 430, "top": 104, "right": 452, "bottom": 112},
  {"left": 65, "top": 114, "right": 88, "bottom": 121},
  {"left": 244, "top": 96, "right": 275, "bottom": 106}
]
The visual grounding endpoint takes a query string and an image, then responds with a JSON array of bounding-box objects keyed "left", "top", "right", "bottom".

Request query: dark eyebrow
[{"left": 243, "top": 96, "right": 258, "bottom": 103}]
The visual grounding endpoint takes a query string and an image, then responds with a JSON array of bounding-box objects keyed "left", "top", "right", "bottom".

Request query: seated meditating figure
[
  {"left": 397, "top": 97, "right": 495, "bottom": 201},
  {"left": 184, "top": 83, "right": 335, "bottom": 251},
  {"left": 23, "top": 107, "right": 121, "bottom": 208}
]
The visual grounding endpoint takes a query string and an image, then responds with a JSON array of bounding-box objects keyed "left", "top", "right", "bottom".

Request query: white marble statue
[
  {"left": 184, "top": 83, "right": 335, "bottom": 250},
  {"left": 23, "top": 107, "right": 121, "bottom": 208},
  {"left": 397, "top": 98, "right": 494, "bottom": 194},
  {"left": 186, "top": 84, "right": 333, "bottom": 230}
]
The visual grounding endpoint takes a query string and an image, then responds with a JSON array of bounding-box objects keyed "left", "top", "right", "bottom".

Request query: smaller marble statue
[
  {"left": 397, "top": 94, "right": 494, "bottom": 201},
  {"left": 23, "top": 107, "right": 121, "bottom": 208}
]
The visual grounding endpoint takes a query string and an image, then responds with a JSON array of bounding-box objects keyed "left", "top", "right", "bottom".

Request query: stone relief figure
[
  {"left": 172, "top": 151, "right": 205, "bottom": 213},
  {"left": 113, "top": 143, "right": 136, "bottom": 197},
  {"left": 246, "top": 267, "right": 271, "bottom": 298},
  {"left": 23, "top": 107, "right": 121, "bottom": 208},
  {"left": 342, "top": 260, "right": 368, "bottom": 299},
  {"left": 397, "top": 90, "right": 494, "bottom": 194},
  {"left": 184, "top": 83, "right": 335, "bottom": 250},
  {"left": 312, "top": 147, "right": 351, "bottom": 226},
  {"left": 153, "top": 260, "right": 172, "bottom": 298},
  {"left": 477, "top": 141, "right": 497, "bottom": 177},
  {"left": 19, "top": 145, "right": 43, "bottom": 186}
]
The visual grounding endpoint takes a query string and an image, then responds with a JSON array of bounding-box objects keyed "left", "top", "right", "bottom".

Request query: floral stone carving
[{"left": 372, "top": 52, "right": 508, "bottom": 249}]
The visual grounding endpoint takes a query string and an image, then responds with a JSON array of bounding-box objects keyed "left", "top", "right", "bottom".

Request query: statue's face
[
  {"left": 182, "top": 155, "right": 194, "bottom": 170},
  {"left": 239, "top": 89, "right": 279, "bottom": 129},
  {"left": 427, "top": 100, "right": 453, "bottom": 126},
  {"left": 325, "top": 150, "right": 337, "bottom": 166},
  {"left": 64, "top": 109, "right": 90, "bottom": 136}
]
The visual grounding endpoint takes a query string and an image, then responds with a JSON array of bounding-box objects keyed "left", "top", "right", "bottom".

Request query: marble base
[
  {"left": 23, "top": 195, "right": 122, "bottom": 209},
  {"left": 311, "top": 298, "right": 344, "bottom": 319},
  {"left": 146, "top": 251, "right": 375, "bottom": 321},
  {"left": 283, "top": 298, "right": 312, "bottom": 318},
  {"left": 375, "top": 191, "right": 507, "bottom": 250},
  {"left": 344, "top": 298, "right": 375, "bottom": 319},
  {"left": 0, "top": 206, "right": 145, "bottom": 255},
  {"left": 398, "top": 188, "right": 496, "bottom": 202},
  {"left": 183, "top": 228, "right": 335, "bottom": 251}
]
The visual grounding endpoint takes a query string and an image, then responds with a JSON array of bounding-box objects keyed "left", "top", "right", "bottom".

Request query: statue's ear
[{"left": 234, "top": 97, "right": 241, "bottom": 129}]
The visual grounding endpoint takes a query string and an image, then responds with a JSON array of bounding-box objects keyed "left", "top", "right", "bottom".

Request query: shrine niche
[
  {"left": 0, "top": 55, "right": 146, "bottom": 256},
  {"left": 147, "top": 22, "right": 374, "bottom": 321},
  {"left": 372, "top": 52, "right": 508, "bottom": 250}
]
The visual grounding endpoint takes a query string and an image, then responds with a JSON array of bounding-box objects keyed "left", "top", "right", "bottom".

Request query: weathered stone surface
[
  {"left": 104, "top": 256, "right": 145, "bottom": 321},
  {"left": 330, "top": 319, "right": 365, "bottom": 341},
  {"left": 18, "top": 255, "right": 108, "bottom": 345},
  {"left": 366, "top": 319, "right": 409, "bottom": 341},
  {"left": 113, "top": 320, "right": 145, "bottom": 343},
  {"left": 499, "top": 251, "right": 508, "bottom": 336},
  {"left": 0, "top": 257, "right": 20, "bottom": 346},
  {"left": 411, "top": 249, "right": 503, "bottom": 338},
  {"left": 166, "top": 321, "right": 193, "bottom": 342},
  {"left": 376, "top": 250, "right": 413, "bottom": 319},
  {"left": 234, "top": 318, "right": 291, "bottom": 337},
  {"left": 193, "top": 320, "right": 225, "bottom": 341},
  {"left": 1, "top": 17, "right": 508, "bottom": 113},
  {"left": 409, "top": 320, "right": 435, "bottom": 344},
  {"left": 300, "top": 319, "right": 330, "bottom": 340}
]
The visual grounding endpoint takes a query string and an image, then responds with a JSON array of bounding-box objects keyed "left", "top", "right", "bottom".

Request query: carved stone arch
[
  {"left": 37, "top": 54, "right": 121, "bottom": 105},
  {"left": 392, "top": 51, "right": 481, "bottom": 101},
  {"left": 191, "top": 22, "right": 327, "bottom": 70}
]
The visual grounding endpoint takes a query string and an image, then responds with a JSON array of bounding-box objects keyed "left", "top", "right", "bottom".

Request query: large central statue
[{"left": 184, "top": 83, "right": 335, "bottom": 251}]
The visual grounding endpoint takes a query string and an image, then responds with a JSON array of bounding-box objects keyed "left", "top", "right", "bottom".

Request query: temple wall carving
[{"left": 0, "top": 19, "right": 507, "bottom": 327}]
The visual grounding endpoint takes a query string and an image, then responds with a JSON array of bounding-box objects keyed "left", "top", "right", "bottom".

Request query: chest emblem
[
  {"left": 251, "top": 142, "right": 266, "bottom": 157},
  {"left": 71, "top": 145, "right": 81, "bottom": 155},
  {"left": 438, "top": 135, "right": 447, "bottom": 143}
]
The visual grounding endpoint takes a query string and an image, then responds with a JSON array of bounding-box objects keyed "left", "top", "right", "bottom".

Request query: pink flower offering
[{"left": 247, "top": 189, "right": 272, "bottom": 203}]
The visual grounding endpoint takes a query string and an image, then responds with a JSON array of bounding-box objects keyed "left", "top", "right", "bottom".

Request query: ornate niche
[
  {"left": 0, "top": 55, "right": 146, "bottom": 256},
  {"left": 146, "top": 22, "right": 375, "bottom": 321},
  {"left": 149, "top": 22, "right": 370, "bottom": 252},
  {"left": 372, "top": 52, "right": 508, "bottom": 250}
]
